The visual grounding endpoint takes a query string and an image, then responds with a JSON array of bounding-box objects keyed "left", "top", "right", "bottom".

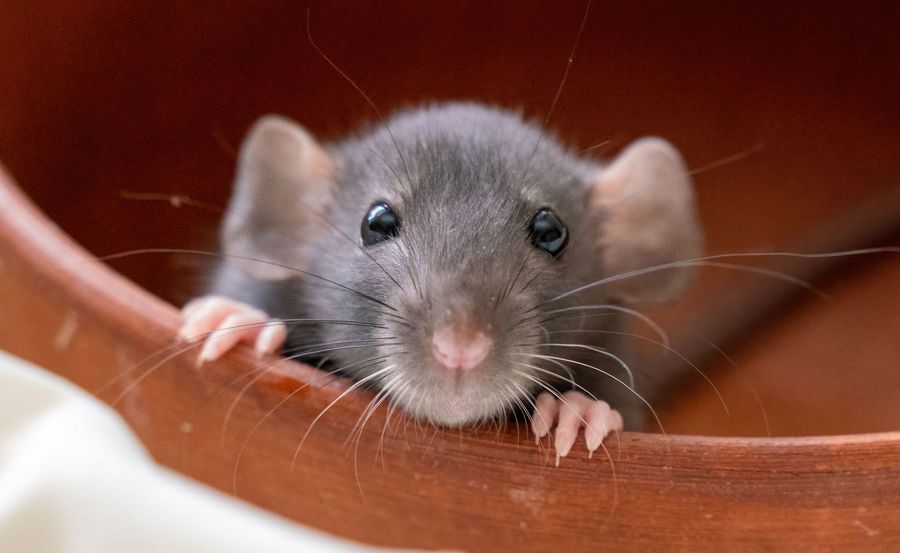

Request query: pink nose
[{"left": 431, "top": 326, "right": 492, "bottom": 371}]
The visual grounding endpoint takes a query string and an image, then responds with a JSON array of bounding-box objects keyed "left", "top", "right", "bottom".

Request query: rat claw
[
  {"left": 180, "top": 297, "right": 205, "bottom": 320},
  {"left": 554, "top": 391, "right": 589, "bottom": 460},
  {"left": 254, "top": 322, "right": 287, "bottom": 357},
  {"left": 531, "top": 392, "right": 560, "bottom": 441},
  {"left": 197, "top": 312, "right": 261, "bottom": 363},
  {"left": 553, "top": 418, "right": 578, "bottom": 459},
  {"left": 533, "top": 390, "right": 623, "bottom": 465},
  {"left": 584, "top": 400, "right": 620, "bottom": 454},
  {"left": 179, "top": 298, "right": 232, "bottom": 342},
  {"left": 179, "top": 296, "right": 284, "bottom": 366}
]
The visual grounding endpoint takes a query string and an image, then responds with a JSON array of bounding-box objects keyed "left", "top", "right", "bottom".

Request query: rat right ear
[
  {"left": 588, "top": 137, "right": 704, "bottom": 305},
  {"left": 221, "top": 115, "right": 335, "bottom": 280}
]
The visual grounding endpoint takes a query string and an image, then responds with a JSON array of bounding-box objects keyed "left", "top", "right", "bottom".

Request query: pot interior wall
[{"left": 1, "top": 1, "right": 898, "bottom": 436}]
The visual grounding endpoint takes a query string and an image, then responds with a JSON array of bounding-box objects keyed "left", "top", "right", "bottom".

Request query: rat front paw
[
  {"left": 531, "top": 391, "right": 623, "bottom": 466},
  {"left": 179, "top": 295, "right": 287, "bottom": 366}
]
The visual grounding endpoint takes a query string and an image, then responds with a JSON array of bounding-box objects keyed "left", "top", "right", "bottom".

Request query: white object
[{"left": 0, "top": 350, "right": 432, "bottom": 553}]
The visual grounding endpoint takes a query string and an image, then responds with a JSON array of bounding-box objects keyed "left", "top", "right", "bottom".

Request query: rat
[{"left": 178, "top": 102, "right": 702, "bottom": 462}]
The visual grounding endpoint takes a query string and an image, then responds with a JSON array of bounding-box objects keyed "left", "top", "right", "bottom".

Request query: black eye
[
  {"left": 528, "top": 207, "right": 568, "bottom": 257},
  {"left": 361, "top": 202, "right": 401, "bottom": 246}
]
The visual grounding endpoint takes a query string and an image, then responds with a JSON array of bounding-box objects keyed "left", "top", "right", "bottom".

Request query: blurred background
[{"left": 1, "top": 1, "right": 898, "bottom": 437}]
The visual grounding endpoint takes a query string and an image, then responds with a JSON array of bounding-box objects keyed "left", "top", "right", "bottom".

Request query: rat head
[{"left": 222, "top": 103, "right": 702, "bottom": 426}]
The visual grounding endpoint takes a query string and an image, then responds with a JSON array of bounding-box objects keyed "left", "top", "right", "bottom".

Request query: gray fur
[{"left": 212, "top": 102, "right": 701, "bottom": 429}]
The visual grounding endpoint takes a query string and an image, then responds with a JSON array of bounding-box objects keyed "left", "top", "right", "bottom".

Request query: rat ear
[
  {"left": 589, "top": 137, "right": 703, "bottom": 304},
  {"left": 222, "top": 115, "right": 334, "bottom": 280}
]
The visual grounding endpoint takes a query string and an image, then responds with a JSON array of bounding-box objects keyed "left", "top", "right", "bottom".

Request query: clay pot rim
[{"left": 3, "top": 162, "right": 898, "bottom": 451}]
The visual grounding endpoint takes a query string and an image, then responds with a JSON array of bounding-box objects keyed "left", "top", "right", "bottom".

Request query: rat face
[
  {"left": 341, "top": 157, "right": 582, "bottom": 425},
  {"left": 222, "top": 103, "right": 702, "bottom": 427},
  {"left": 305, "top": 104, "right": 607, "bottom": 426}
]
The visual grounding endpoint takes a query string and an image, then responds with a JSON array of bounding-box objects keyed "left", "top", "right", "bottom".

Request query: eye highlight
[
  {"left": 361, "top": 202, "right": 401, "bottom": 246},
  {"left": 528, "top": 207, "right": 568, "bottom": 257}
]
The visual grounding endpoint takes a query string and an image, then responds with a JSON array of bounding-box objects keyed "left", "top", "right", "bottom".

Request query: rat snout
[{"left": 431, "top": 325, "right": 493, "bottom": 371}]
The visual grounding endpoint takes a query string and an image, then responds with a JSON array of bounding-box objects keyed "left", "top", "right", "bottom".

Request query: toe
[
  {"left": 180, "top": 298, "right": 235, "bottom": 341},
  {"left": 531, "top": 392, "right": 560, "bottom": 441},
  {"left": 180, "top": 297, "right": 265, "bottom": 342},
  {"left": 584, "top": 400, "right": 619, "bottom": 455},
  {"left": 180, "top": 296, "right": 210, "bottom": 319},
  {"left": 554, "top": 391, "right": 591, "bottom": 462},
  {"left": 196, "top": 312, "right": 267, "bottom": 366},
  {"left": 254, "top": 321, "right": 287, "bottom": 357}
]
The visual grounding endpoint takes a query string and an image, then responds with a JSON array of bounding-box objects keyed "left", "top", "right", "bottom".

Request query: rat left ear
[
  {"left": 222, "top": 115, "right": 335, "bottom": 280},
  {"left": 588, "top": 137, "right": 703, "bottom": 305}
]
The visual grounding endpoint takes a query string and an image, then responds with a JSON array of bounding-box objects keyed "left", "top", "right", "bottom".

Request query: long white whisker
[
  {"left": 530, "top": 343, "right": 636, "bottom": 390},
  {"left": 350, "top": 374, "right": 404, "bottom": 499},
  {"left": 229, "top": 354, "right": 389, "bottom": 493},
  {"left": 101, "top": 247, "right": 403, "bottom": 313},
  {"left": 688, "top": 330, "right": 771, "bottom": 436},
  {"left": 292, "top": 364, "right": 396, "bottom": 468},
  {"left": 378, "top": 381, "right": 409, "bottom": 466},
  {"left": 511, "top": 370, "right": 602, "bottom": 466},
  {"left": 544, "top": 304, "right": 670, "bottom": 349},
  {"left": 511, "top": 352, "right": 666, "bottom": 437},
  {"left": 513, "top": 361, "right": 602, "bottom": 404},
  {"left": 347, "top": 374, "right": 403, "bottom": 450},
  {"left": 222, "top": 343, "right": 397, "bottom": 437},
  {"left": 545, "top": 331, "right": 730, "bottom": 415},
  {"left": 548, "top": 247, "right": 900, "bottom": 304}
]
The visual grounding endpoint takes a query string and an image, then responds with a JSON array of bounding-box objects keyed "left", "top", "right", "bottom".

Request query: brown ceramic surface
[{"left": 1, "top": 2, "right": 899, "bottom": 551}]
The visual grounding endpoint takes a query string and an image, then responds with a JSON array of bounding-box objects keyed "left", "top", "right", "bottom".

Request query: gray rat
[{"left": 179, "top": 102, "right": 702, "bottom": 462}]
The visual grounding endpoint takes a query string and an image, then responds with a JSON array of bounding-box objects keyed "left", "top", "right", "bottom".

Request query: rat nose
[{"left": 431, "top": 326, "right": 492, "bottom": 371}]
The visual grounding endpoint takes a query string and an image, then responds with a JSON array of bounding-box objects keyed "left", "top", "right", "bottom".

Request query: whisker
[
  {"left": 221, "top": 342, "right": 396, "bottom": 438},
  {"left": 118, "top": 190, "right": 224, "bottom": 213},
  {"left": 291, "top": 364, "right": 397, "bottom": 468},
  {"left": 105, "top": 322, "right": 328, "bottom": 397},
  {"left": 506, "top": 379, "right": 549, "bottom": 458},
  {"left": 306, "top": 9, "right": 414, "bottom": 191},
  {"left": 378, "top": 381, "right": 410, "bottom": 467},
  {"left": 107, "top": 340, "right": 206, "bottom": 406},
  {"left": 688, "top": 330, "right": 771, "bottom": 436},
  {"left": 307, "top": 204, "right": 408, "bottom": 295},
  {"left": 529, "top": 343, "right": 636, "bottom": 391},
  {"left": 101, "top": 248, "right": 402, "bottom": 313},
  {"left": 518, "top": 0, "right": 592, "bottom": 188},
  {"left": 497, "top": 384, "right": 521, "bottom": 446},
  {"left": 229, "top": 354, "right": 389, "bottom": 494},
  {"left": 513, "top": 362, "right": 601, "bottom": 404},
  {"left": 492, "top": 396, "right": 532, "bottom": 455},
  {"left": 689, "top": 142, "right": 764, "bottom": 176},
  {"left": 511, "top": 370, "right": 607, "bottom": 465},
  {"left": 545, "top": 330, "right": 730, "bottom": 415},
  {"left": 346, "top": 374, "right": 401, "bottom": 450},
  {"left": 104, "top": 316, "right": 397, "bottom": 407},
  {"left": 516, "top": 353, "right": 577, "bottom": 391},
  {"left": 350, "top": 375, "right": 405, "bottom": 497},
  {"left": 510, "top": 369, "right": 619, "bottom": 524},
  {"left": 542, "top": 304, "right": 670, "bottom": 349},
  {"left": 549, "top": 247, "right": 900, "bottom": 304},
  {"left": 579, "top": 139, "right": 611, "bottom": 155},
  {"left": 511, "top": 352, "right": 666, "bottom": 437}
]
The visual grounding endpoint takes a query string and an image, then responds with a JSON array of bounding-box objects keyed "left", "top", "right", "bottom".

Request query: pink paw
[
  {"left": 531, "top": 391, "right": 623, "bottom": 466},
  {"left": 179, "top": 295, "right": 287, "bottom": 366}
]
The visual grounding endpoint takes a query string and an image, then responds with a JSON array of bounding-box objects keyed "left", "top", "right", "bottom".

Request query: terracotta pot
[{"left": 1, "top": 2, "right": 898, "bottom": 551}]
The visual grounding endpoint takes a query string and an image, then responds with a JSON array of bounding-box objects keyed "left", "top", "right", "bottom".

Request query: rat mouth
[{"left": 395, "top": 381, "right": 509, "bottom": 427}]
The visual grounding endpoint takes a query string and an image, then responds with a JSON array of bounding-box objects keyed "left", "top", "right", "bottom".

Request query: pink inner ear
[
  {"left": 222, "top": 115, "right": 336, "bottom": 281},
  {"left": 590, "top": 137, "right": 703, "bottom": 305}
]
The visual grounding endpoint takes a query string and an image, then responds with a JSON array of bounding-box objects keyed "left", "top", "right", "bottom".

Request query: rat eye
[
  {"left": 361, "top": 202, "right": 401, "bottom": 246},
  {"left": 528, "top": 207, "right": 568, "bottom": 257}
]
